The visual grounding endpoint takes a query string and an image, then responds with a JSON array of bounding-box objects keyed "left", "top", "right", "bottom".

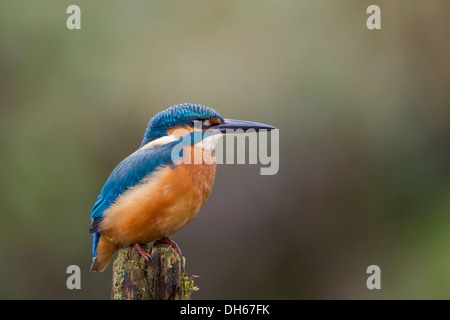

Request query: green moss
[
  {"left": 114, "top": 291, "right": 124, "bottom": 300},
  {"left": 113, "top": 265, "right": 127, "bottom": 300},
  {"left": 181, "top": 273, "right": 199, "bottom": 300},
  {"left": 162, "top": 246, "right": 180, "bottom": 265}
]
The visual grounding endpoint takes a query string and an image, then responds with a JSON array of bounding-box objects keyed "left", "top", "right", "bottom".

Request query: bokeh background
[{"left": 0, "top": 0, "right": 449, "bottom": 299}]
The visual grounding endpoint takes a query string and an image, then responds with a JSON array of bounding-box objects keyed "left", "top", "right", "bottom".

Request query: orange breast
[{"left": 100, "top": 145, "right": 216, "bottom": 245}]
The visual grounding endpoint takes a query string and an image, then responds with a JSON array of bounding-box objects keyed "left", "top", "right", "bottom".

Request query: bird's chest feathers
[
  {"left": 101, "top": 146, "right": 216, "bottom": 244},
  {"left": 174, "top": 146, "right": 217, "bottom": 206}
]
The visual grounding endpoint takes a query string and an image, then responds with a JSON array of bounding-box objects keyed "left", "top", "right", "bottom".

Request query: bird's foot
[
  {"left": 133, "top": 243, "right": 152, "bottom": 261},
  {"left": 154, "top": 238, "right": 182, "bottom": 257}
]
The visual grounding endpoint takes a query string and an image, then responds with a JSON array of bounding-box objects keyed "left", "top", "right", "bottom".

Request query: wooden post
[{"left": 111, "top": 242, "right": 198, "bottom": 300}]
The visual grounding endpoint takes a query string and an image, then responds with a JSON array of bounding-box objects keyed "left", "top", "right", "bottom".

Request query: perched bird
[{"left": 89, "top": 103, "right": 275, "bottom": 272}]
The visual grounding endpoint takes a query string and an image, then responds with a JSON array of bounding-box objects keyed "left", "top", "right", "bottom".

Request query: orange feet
[
  {"left": 154, "top": 238, "right": 182, "bottom": 257},
  {"left": 133, "top": 243, "right": 152, "bottom": 261}
]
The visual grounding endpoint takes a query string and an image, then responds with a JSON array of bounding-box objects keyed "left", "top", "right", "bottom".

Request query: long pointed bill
[{"left": 214, "top": 119, "right": 276, "bottom": 133}]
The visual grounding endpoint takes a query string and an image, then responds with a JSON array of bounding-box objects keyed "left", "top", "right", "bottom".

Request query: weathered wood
[{"left": 111, "top": 242, "right": 198, "bottom": 300}]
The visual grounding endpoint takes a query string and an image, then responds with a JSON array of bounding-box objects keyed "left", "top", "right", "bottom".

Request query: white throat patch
[{"left": 196, "top": 133, "right": 224, "bottom": 151}]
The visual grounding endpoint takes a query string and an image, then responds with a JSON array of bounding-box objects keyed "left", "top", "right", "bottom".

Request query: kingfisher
[{"left": 89, "top": 103, "right": 275, "bottom": 272}]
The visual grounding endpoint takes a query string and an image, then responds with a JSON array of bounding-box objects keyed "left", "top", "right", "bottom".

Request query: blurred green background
[{"left": 0, "top": 0, "right": 449, "bottom": 299}]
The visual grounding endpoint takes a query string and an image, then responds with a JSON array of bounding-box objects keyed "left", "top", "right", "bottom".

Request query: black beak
[{"left": 214, "top": 119, "right": 276, "bottom": 133}]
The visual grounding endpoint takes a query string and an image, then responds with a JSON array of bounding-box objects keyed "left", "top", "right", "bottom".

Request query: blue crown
[{"left": 140, "top": 103, "right": 224, "bottom": 147}]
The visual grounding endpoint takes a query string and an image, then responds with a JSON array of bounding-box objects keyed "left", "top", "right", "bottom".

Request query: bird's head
[{"left": 140, "top": 103, "right": 275, "bottom": 149}]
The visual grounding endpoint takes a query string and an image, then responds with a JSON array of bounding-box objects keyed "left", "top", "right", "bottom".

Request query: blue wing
[{"left": 89, "top": 142, "right": 178, "bottom": 236}]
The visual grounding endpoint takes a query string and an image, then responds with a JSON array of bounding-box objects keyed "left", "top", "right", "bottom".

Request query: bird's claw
[
  {"left": 154, "top": 238, "right": 182, "bottom": 257},
  {"left": 133, "top": 243, "right": 152, "bottom": 261}
]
